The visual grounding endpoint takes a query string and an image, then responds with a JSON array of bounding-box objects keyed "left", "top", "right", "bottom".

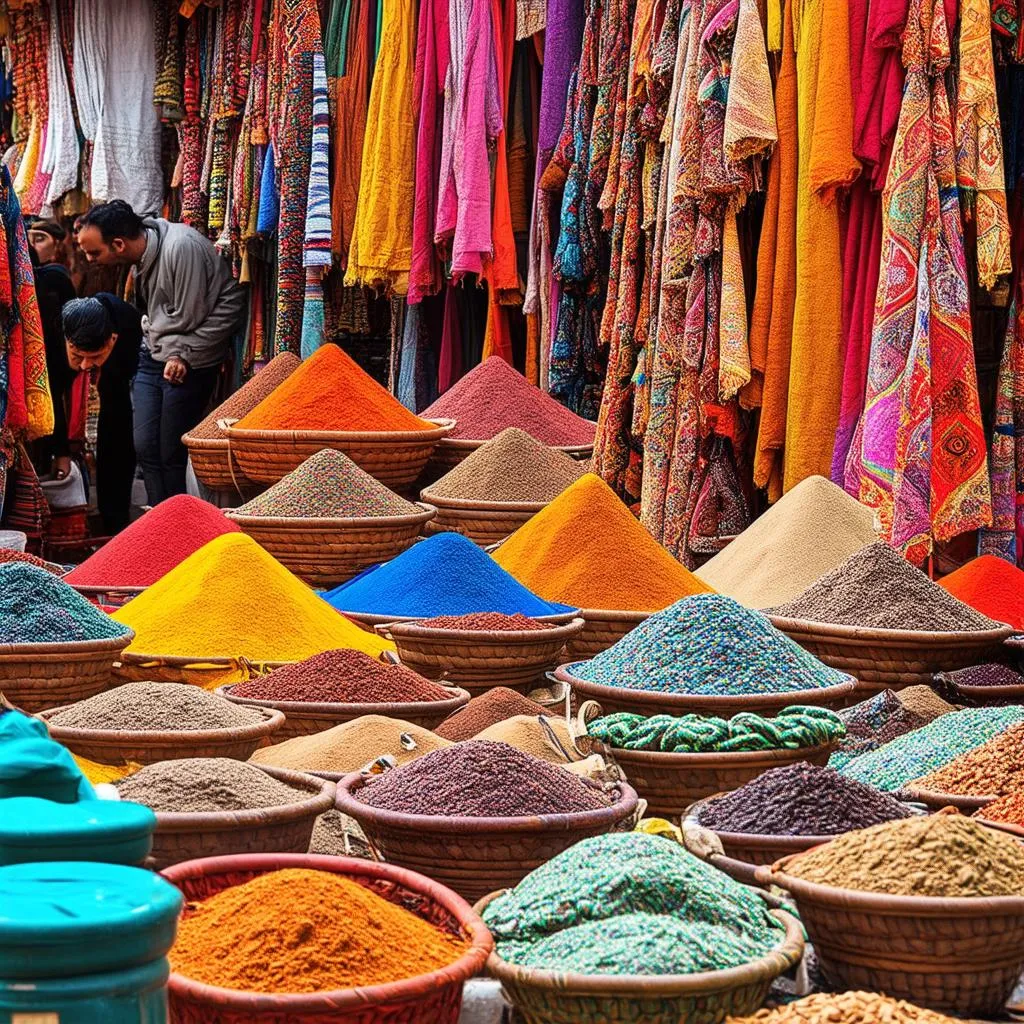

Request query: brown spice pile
[
  {"left": 435, "top": 687, "right": 549, "bottom": 741},
  {"left": 189, "top": 353, "right": 300, "bottom": 439},
  {"left": 726, "top": 991, "right": 965, "bottom": 1023},
  {"left": 912, "top": 724, "right": 1024, "bottom": 796}
]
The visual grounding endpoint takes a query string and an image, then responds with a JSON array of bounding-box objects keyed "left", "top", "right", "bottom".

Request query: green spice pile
[
  {"left": 423, "top": 428, "right": 586, "bottom": 503},
  {"left": 588, "top": 706, "right": 845, "bottom": 753},
  {"left": 232, "top": 449, "right": 419, "bottom": 518},
  {"left": 839, "top": 705, "right": 1024, "bottom": 791},
  {"left": 786, "top": 811, "right": 1024, "bottom": 897},
  {"left": 910, "top": 724, "right": 1024, "bottom": 797},
  {"left": 574, "top": 594, "right": 849, "bottom": 696},
  {"left": 482, "top": 833, "right": 784, "bottom": 975}
]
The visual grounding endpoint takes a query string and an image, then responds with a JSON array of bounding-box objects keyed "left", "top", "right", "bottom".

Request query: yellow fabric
[
  {"left": 723, "top": 0, "right": 778, "bottom": 166},
  {"left": 13, "top": 113, "right": 40, "bottom": 198},
  {"left": 767, "top": 0, "right": 782, "bottom": 51},
  {"left": 72, "top": 755, "right": 141, "bottom": 784},
  {"left": 718, "top": 206, "right": 751, "bottom": 400}
]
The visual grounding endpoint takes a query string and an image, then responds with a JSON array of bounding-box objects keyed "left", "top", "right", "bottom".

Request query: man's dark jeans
[{"left": 133, "top": 348, "right": 218, "bottom": 505}]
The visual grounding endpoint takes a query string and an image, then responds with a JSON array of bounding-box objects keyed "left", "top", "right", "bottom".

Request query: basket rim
[
  {"left": 591, "top": 739, "right": 838, "bottom": 768},
  {"left": 417, "top": 491, "right": 550, "bottom": 513},
  {"left": 475, "top": 898, "right": 804, "bottom": 996},
  {"left": 224, "top": 418, "right": 456, "bottom": 444},
  {"left": 0, "top": 632, "right": 135, "bottom": 656},
  {"left": 767, "top": 614, "right": 1016, "bottom": 646},
  {"left": 350, "top": 608, "right": 581, "bottom": 629},
  {"left": 336, "top": 772, "right": 638, "bottom": 835},
  {"left": 215, "top": 683, "right": 471, "bottom": 718},
  {"left": 224, "top": 503, "right": 437, "bottom": 529},
  {"left": 39, "top": 704, "right": 286, "bottom": 746},
  {"left": 68, "top": 583, "right": 148, "bottom": 597},
  {"left": 975, "top": 816, "right": 1024, "bottom": 838},
  {"left": 576, "top": 607, "right": 653, "bottom": 623},
  {"left": 181, "top": 432, "right": 230, "bottom": 450},
  {"left": 946, "top": 680, "right": 1024, "bottom": 698},
  {"left": 117, "top": 652, "right": 296, "bottom": 671},
  {"left": 435, "top": 435, "right": 595, "bottom": 454},
  {"left": 162, "top": 852, "right": 493, "bottom": 1012},
  {"left": 381, "top": 616, "right": 586, "bottom": 645},
  {"left": 555, "top": 664, "right": 857, "bottom": 710},
  {"left": 898, "top": 785, "right": 996, "bottom": 811},
  {"left": 149, "top": 765, "right": 335, "bottom": 831}
]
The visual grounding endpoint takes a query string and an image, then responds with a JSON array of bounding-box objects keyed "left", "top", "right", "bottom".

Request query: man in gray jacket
[{"left": 77, "top": 200, "right": 246, "bottom": 505}]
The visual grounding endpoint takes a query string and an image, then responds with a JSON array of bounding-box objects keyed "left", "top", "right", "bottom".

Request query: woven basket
[
  {"left": 342, "top": 608, "right": 580, "bottom": 634},
  {"left": 427, "top": 436, "right": 594, "bottom": 475},
  {"left": 336, "top": 774, "right": 638, "bottom": 903},
  {"left": 145, "top": 767, "right": 334, "bottom": 870},
  {"left": 975, "top": 817, "right": 1024, "bottom": 839},
  {"left": 768, "top": 616, "right": 1016, "bottom": 692},
  {"left": 215, "top": 683, "right": 471, "bottom": 740},
  {"left": 473, "top": 893, "right": 804, "bottom": 1024},
  {"left": 761, "top": 855, "right": 1024, "bottom": 1015},
  {"left": 225, "top": 505, "right": 437, "bottom": 587},
  {"left": 163, "top": 852, "right": 493, "bottom": 1023},
  {"left": 898, "top": 785, "right": 996, "bottom": 813},
  {"left": 939, "top": 676, "right": 1024, "bottom": 707},
  {"left": 0, "top": 633, "right": 134, "bottom": 713},
  {"left": 224, "top": 419, "right": 456, "bottom": 490},
  {"left": 418, "top": 493, "right": 545, "bottom": 547},
  {"left": 591, "top": 742, "right": 836, "bottom": 820},
  {"left": 182, "top": 432, "right": 244, "bottom": 492},
  {"left": 379, "top": 618, "right": 586, "bottom": 694},
  {"left": 114, "top": 653, "right": 294, "bottom": 688},
  {"left": 68, "top": 583, "right": 145, "bottom": 608},
  {"left": 565, "top": 609, "right": 649, "bottom": 660},
  {"left": 555, "top": 663, "right": 857, "bottom": 719},
  {"left": 39, "top": 704, "right": 285, "bottom": 764}
]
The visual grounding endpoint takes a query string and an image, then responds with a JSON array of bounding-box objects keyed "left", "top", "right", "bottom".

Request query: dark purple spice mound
[
  {"left": 696, "top": 763, "right": 913, "bottom": 836},
  {"left": 355, "top": 740, "right": 612, "bottom": 817},
  {"left": 946, "top": 663, "right": 1024, "bottom": 689}
]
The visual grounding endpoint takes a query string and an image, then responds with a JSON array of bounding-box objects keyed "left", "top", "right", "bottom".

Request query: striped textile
[{"left": 303, "top": 51, "right": 332, "bottom": 267}]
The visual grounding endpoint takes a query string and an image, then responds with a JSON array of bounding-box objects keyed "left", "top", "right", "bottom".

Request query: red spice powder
[
  {"left": 939, "top": 555, "right": 1024, "bottom": 630},
  {"left": 235, "top": 344, "right": 434, "bottom": 433},
  {"left": 421, "top": 357, "right": 597, "bottom": 443},
  {"left": 418, "top": 612, "right": 548, "bottom": 631},
  {"left": 65, "top": 496, "right": 240, "bottom": 588}
]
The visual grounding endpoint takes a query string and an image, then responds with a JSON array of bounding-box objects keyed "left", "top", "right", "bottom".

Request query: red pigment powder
[
  {"left": 939, "top": 555, "right": 1024, "bottom": 631},
  {"left": 231, "top": 648, "right": 454, "bottom": 703},
  {"left": 65, "top": 496, "right": 240, "bottom": 588},
  {"left": 421, "top": 357, "right": 597, "bottom": 443},
  {"left": 418, "top": 612, "right": 548, "bottom": 631}
]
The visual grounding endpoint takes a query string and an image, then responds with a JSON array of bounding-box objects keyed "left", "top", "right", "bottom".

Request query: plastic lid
[
  {"left": 0, "top": 862, "right": 182, "bottom": 944},
  {"left": 0, "top": 797, "right": 156, "bottom": 846}
]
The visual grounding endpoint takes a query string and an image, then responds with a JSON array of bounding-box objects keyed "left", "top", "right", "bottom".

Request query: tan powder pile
[
  {"left": 249, "top": 715, "right": 450, "bottom": 774},
  {"left": 726, "top": 992, "right": 966, "bottom": 1023},
  {"left": 786, "top": 811, "right": 1024, "bottom": 897},
  {"left": 895, "top": 685, "right": 957, "bottom": 720},
  {"left": 697, "top": 476, "right": 879, "bottom": 609},
  {"left": 473, "top": 715, "right": 580, "bottom": 764}
]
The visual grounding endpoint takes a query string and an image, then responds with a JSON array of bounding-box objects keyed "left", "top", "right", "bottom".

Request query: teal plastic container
[
  {"left": 0, "top": 957, "right": 169, "bottom": 1024},
  {"left": 0, "top": 862, "right": 182, "bottom": 979},
  {"left": 0, "top": 797, "right": 155, "bottom": 866}
]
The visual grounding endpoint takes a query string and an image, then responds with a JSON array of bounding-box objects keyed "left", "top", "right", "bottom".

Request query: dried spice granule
[
  {"left": 230, "top": 649, "right": 452, "bottom": 703},
  {"left": 232, "top": 449, "right": 419, "bottom": 519},
  {"left": 435, "top": 687, "right": 550, "bottom": 741},
  {"left": 786, "top": 811, "right": 1024, "bottom": 897},
  {"left": 417, "top": 612, "right": 547, "bottom": 631},
  {"left": 939, "top": 554, "right": 1024, "bottom": 630},
  {"left": 727, "top": 992, "right": 966, "bottom": 1023},
  {"left": 944, "top": 662, "right": 1024, "bottom": 688},
  {"left": 0, "top": 548, "right": 57, "bottom": 571},
  {"left": 894, "top": 684, "right": 957, "bottom": 719},
  {"left": 830, "top": 690, "right": 931, "bottom": 769},
  {"left": 574, "top": 594, "right": 848, "bottom": 696},
  {"left": 975, "top": 790, "right": 1024, "bottom": 828},
  {"left": 910, "top": 724, "right": 1024, "bottom": 796},
  {"left": 421, "top": 356, "right": 596, "bottom": 443},
  {"left": 473, "top": 715, "right": 580, "bottom": 763},
  {"left": 236, "top": 343, "right": 434, "bottom": 433},
  {"left": 170, "top": 868, "right": 468, "bottom": 993}
]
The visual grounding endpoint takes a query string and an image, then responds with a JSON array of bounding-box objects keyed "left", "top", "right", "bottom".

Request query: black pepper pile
[
  {"left": 354, "top": 740, "right": 612, "bottom": 817},
  {"left": 696, "top": 763, "right": 913, "bottom": 836},
  {"left": 945, "top": 663, "right": 1024, "bottom": 689}
]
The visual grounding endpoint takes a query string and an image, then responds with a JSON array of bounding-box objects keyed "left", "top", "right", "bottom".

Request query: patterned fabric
[
  {"left": 42, "top": 0, "right": 79, "bottom": 207},
  {"left": 303, "top": 51, "right": 332, "bottom": 267}
]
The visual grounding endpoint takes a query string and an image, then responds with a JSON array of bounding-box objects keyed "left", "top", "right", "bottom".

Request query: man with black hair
[
  {"left": 61, "top": 295, "right": 143, "bottom": 533},
  {"left": 76, "top": 199, "right": 245, "bottom": 504}
]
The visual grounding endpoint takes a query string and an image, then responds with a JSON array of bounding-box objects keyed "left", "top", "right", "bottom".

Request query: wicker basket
[
  {"left": 898, "top": 785, "right": 996, "bottom": 813},
  {"left": 39, "top": 704, "right": 285, "bottom": 764},
  {"left": 418, "top": 493, "right": 545, "bottom": 547},
  {"left": 473, "top": 892, "right": 804, "bottom": 1024},
  {"left": 555, "top": 663, "right": 857, "bottom": 719},
  {"left": 0, "top": 633, "right": 134, "bottom": 713},
  {"left": 379, "top": 618, "right": 586, "bottom": 694},
  {"left": 768, "top": 616, "right": 1016, "bottom": 692},
  {"left": 145, "top": 767, "right": 334, "bottom": 870},
  {"left": 163, "top": 852, "right": 493, "bottom": 1023},
  {"left": 336, "top": 774, "right": 638, "bottom": 903},
  {"left": 564, "top": 609, "right": 649, "bottom": 660},
  {"left": 182, "top": 432, "right": 245, "bottom": 492},
  {"left": 939, "top": 675, "right": 1024, "bottom": 707},
  {"left": 592, "top": 742, "right": 836, "bottom": 819},
  {"left": 215, "top": 683, "right": 471, "bottom": 740},
  {"left": 113, "top": 653, "right": 294, "bottom": 688},
  {"left": 224, "top": 419, "right": 456, "bottom": 490},
  {"left": 68, "top": 583, "right": 145, "bottom": 608},
  {"left": 427, "top": 436, "right": 594, "bottom": 475},
  {"left": 341, "top": 608, "right": 580, "bottom": 634},
  {"left": 760, "top": 855, "right": 1024, "bottom": 1015},
  {"left": 225, "top": 505, "right": 437, "bottom": 587}
]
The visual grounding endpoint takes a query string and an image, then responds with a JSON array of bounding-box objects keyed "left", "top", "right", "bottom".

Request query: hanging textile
[
  {"left": 41, "top": 0, "right": 78, "bottom": 208},
  {"left": 301, "top": 51, "right": 332, "bottom": 358}
]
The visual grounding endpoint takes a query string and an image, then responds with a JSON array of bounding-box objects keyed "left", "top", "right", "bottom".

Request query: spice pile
[
  {"left": 232, "top": 449, "right": 420, "bottom": 519},
  {"left": 769, "top": 543, "right": 1001, "bottom": 631},
  {"left": 65, "top": 496, "right": 240, "bottom": 589},
  {"left": 354, "top": 740, "right": 610, "bottom": 817},
  {"left": 895, "top": 685, "right": 957, "bottom": 719},
  {"left": 47, "top": 682, "right": 265, "bottom": 731},
  {"left": 235, "top": 343, "right": 434, "bottom": 433},
  {"left": 188, "top": 352, "right": 300, "bottom": 440},
  {"left": 908, "top": 724, "right": 1024, "bottom": 797},
  {"left": 418, "top": 612, "right": 547, "bottom": 631},
  {"left": 425, "top": 428, "right": 586, "bottom": 503},
  {"left": 696, "top": 764, "right": 912, "bottom": 836},
  {"left": 170, "top": 868, "right": 468, "bottom": 993},
  {"left": 573, "top": 594, "right": 850, "bottom": 696},
  {"left": 977, "top": 791, "right": 1024, "bottom": 828},
  {"left": 588, "top": 706, "right": 845, "bottom": 753},
  {"left": 697, "top": 476, "right": 879, "bottom": 609},
  {"left": 831, "top": 690, "right": 931, "bottom": 768},
  {"left": 117, "top": 758, "right": 308, "bottom": 812},
  {"left": 322, "top": 532, "right": 572, "bottom": 618},
  {"left": 839, "top": 705, "right": 1024, "bottom": 791},
  {"left": 435, "top": 687, "right": 550, "bottom": 741},
  {"left": 943, "top": 662, "right": 1024, "bottom": 690},
  {"left": 230, "top": 650, "right": 454, "bottom": 704},
  {"left": 939, "top": 554, "right": 1024, "bottom": 631},
  {"left": 0, "top": 564, "right": 130, "bottom": 644},
  {"left": 482, "top": 833, "right": 784, "bottom": 975},
  {"left": 0, "top": 549, "right": 58, "bottom": 571},
  {"left": 473, "top": 716, "right": 579, "bottom": 764},
  {"left": 421, "top": 356, "right": 596, "bottom": 443},
  {"left": 494, "top": 474, "right": 711, "bottom": 612},
  {"left": 727, "top": 992, "right": 966, "bottom": 1023},
  {"left": 112, "top": 534, "right": 392, "bottom": 663},
  {"left": 785, "top": 812, "right": 1024, "bottom": 897},
  {"left": 250, "top": 715, "right": 450, "bottom": 773}
]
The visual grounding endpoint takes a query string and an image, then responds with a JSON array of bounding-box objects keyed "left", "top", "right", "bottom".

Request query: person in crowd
[
  {"left": 75, "top": 199, "right": 245, "bottom": 504},
  {"left": 60, "top": 296, "right": 143, "bottom": 533},
  {"left": 27, "top": 219, "right": 70, "bottom": 267}
]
